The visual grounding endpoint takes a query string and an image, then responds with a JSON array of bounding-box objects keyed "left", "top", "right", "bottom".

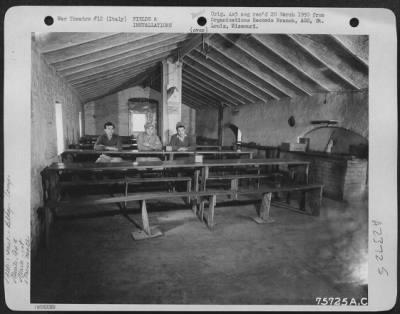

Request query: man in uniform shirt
[
  {"left": 94, "top": 122, "right": 122, "bottom": 151},
  {"left": 169, "top": 121, "right": 195, "bottom": 151},
  {"left": 137, "top": 122, "right": 162, "bottom": 151}
]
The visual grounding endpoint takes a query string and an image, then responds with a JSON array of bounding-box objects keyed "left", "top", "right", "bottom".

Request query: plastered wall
[
  {"left": 31, "top": 46, "right": 82, "bottom": 255},
  {"left": 197, "top": 90, "right": 368, "bottom": 147}
]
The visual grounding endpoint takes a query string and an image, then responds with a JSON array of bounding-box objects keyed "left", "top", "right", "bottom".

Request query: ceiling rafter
[
  {"left": 75, "top": 68, "right": 152, "bottom": 95},
  {"left": 183, "top": 69, "right": 249, "bottom": 105},
  {"left": 251, "top": 34, "right": 331, "bottom": 93},
  {"left": 181, "top": 96, "right": 201, "bottom": 109},
  {"left": 193, "top": 48, "right": 285, "bottom": 100},
  {"left": 219, "top": 34, "right": 313, "bottom": 97},
  {"left": 54, "top": 33, "right": 187, "bottom": 71},
  {"left": 182, "top": 91, "right": 217, "bottom": 109},
  {"left": 183, "top": 80, "right": 224, "bottom": 105},
  {"left": 330, "top": 35, "right": 369, "bottom": 69},
  {"left": 61, "top": 42, "right": 180, "bottom": 78},
  {"left": 69, "top": 57, "right": 161, "bottom": 86},
  {"left": 182, "top": 93, "right": 213, "bottom": 109},
  {"left": 183, "top": 61, "right": 268, "bottom": 103},
  {"left": 287, "top": 34, "right": 361, "bottom": 90},
  {"left": 66, "top": 49, "right": 173, "bottom": 82},
  {"left": 39, "top": 33, "right": 120, "bottom": 54},
  {"left": 170, "top": 34, "right": 203, "bottom": 62},
  {"left": 77, "top": 65, "right": 156, "bottom": 92},
  {"left": 187, "top": 51, "right": 277, "bottom": 101},
  {"left": 182, "top": 83, "right": 220, "bottom": 108},
  {"left": 206, "top": 36, "right": 300, "bottom": 98},
  {"left": 42, "top": 33, "right": 154, "bottom": 64},
  {"left": 82, "top": 67, "right": 157, "bottom": 103},
  {"left": 71, "top": 60, "right": 159, "bottom": 88}
]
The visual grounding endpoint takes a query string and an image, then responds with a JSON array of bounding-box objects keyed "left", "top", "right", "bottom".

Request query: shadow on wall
[{"left": 304, "top": 127, "right": 368, "bottom": 157}]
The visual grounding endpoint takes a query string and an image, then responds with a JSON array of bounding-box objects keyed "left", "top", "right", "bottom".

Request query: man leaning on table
[
  {"left": 94, "top": 122, "right": 122, "bottom": 151},
  {"left": 169, "top": 121, "right": 195, "bottom": 151},
  {"left": 137, "top": 122, "right": 162, "bottom": 151}
]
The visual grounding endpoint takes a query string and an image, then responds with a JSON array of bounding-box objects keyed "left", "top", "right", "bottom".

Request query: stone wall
[
  {"left": 196, "top": 90, "right": 368, "bottom": 147},
  {"left": 31, "top": 46, "right": 82, "bottom": 255}
]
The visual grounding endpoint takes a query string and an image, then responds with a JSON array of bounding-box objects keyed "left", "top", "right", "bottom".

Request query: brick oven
[{"left": 280, "top": 151, "right": 368, "bottom": 202}]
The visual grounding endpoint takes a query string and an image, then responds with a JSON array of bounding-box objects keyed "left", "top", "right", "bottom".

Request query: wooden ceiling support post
[
  {"left": 218, "top": 104, "right": 224, "bottom": 148},
  {"left": 161, "top": 57, "right": 183, "bottom": 145}
]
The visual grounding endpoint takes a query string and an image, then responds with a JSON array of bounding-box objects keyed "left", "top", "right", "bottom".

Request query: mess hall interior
[{"left": 31, "top": 32, "right": 368, "bottom": 305}]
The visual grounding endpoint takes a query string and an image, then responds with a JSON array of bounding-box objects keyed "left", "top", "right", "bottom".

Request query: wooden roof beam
[
  {"left": 182, "top": 83, "right": 219, "bottom": 108},
  {"left": 251, "top": 34, "right": 331, "bottom": 93},
  {"left": 219, "top": 34, "right": 313, "bottom": 97},
  {"left": 78, "top": 66, "right": 158, "bottom": 98},
  {"left": 186, "top": 52, "right": 276, "bottom": 101},
  {"left": 71, "top": 60, "right": 158, "bottom": 88},
  {"left": 183, "top": 80, "right": 225, "bottom": 106},
  {"left": 65, "top": 49, "right": 172, "bottom": 82},
  {"left": 54, "top": 33, "right": 186, "bottom": 71},
  {"left": 170, "top": 34, "right": 203, "bottom": 62},
  {"left": 183, "top": 69, "right": 248, "bottom": 106},
  {"left": 42, "top": 33, "right": 154, "bottom": 63},
  {"left": 182, "top": 91, "right": 217, "bottom": 110},
  {"left": 82, "top": 68, "right": 156, "bottom": 103},
  {"left": 288, "top": 34, "right": 361, "bottom": 90},
  {"left": 193, "top": 47, "right": 285, "bottom": 100},
  {"left": 61, "top": 42, "right": 180, "bottom": 78},
  {"left": 183, "top": 62, "right": 266, "bottom": 103},
  {"left": 207, "top": 36, "right": 298, "bottom": 98},
  {"left": 183, "top": 93, "right": 214, "bottom": 109},
  {"left": 330, "top": 35, "right": 369, "bottom": 69}
]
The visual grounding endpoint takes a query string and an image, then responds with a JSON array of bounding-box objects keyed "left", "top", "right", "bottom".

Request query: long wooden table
[
  {"left": 61, "top": 149, "right": 253, "bottom": 162},
  {"left": 44, "top": 158, "right": 309, "bottom": 203},
  {"left": 42, "top": 158, "right": 311, "bottom": 244}
]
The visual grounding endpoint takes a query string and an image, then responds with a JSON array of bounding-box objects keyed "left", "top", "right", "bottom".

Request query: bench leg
[
  {"left": 199, "top": 198, "right": 206, "bottom": 221},
  {"left": 186, "top": 180, "right": 191, "bottom": 204},
  {"left": 191, "top": 199, "right": 198, "bottom": 215},
  {"left": 230, "top": 178, "right": 238, "bottom": 200},
  {"left": 141, "top": 200, "right": 151, "bottom": 235},
  {"left": 207, "top": 195, "right": 217, "bottom": 228},
  {"left": 131, "top": 200, "right": 162, "bottom": 240},
  {"left": 124, "top": 182, "right": 128, "bottom": 209},
  {"left": 252, "top": 192, "right": 274, "bottom": 224}
]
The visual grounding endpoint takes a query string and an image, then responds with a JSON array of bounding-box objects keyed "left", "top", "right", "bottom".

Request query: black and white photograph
[{"left": 3, "top": 6, "right": 397, "bottom": 311}]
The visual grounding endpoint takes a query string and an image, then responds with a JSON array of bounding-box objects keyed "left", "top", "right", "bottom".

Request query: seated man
[
  {"left": 94, "top": 122, "right": 122, "bottom": 151},
  {"left": 137, "top": 122, "right": 162, "bottom": 151},
  {"left": 169, "top": 121, "right": 195, "bottom": 151}
]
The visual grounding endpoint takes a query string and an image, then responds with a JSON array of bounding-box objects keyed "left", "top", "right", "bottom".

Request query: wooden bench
[
  {"left": 44, "top": 190, "right": 232, "bottom": 246},
  {"left": 202, "top": 183, "right": 324, "bottom": 227},
  {"left": 43, "top": 183, "right": 322, "bottom": 247},
  {"left": 58, "top": 176, "right": 193, "bottom": 204},
  {"left": 206, "top": 173, "right": 283, "bottom": 197}
]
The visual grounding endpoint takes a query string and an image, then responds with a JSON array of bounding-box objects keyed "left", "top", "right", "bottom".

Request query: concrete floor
[{"left": 31, "top": 193, "right": 368, "bottom": 306}]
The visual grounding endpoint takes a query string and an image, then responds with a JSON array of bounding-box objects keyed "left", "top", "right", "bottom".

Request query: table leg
[
  {"left": 131, "top": 200, "right": 162, "bottom": 240},
  {"left": 207, "top": 194, "right": 216, "bottom": 228},
  {"left": 141, "top": 200, "right": 151, "bottom": 235},
  {"left": 252, "top": 192, "right": 274, "bottom": 224},
  {"left": 201, "top": 166, "right": 209, "bottom": 191}
]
